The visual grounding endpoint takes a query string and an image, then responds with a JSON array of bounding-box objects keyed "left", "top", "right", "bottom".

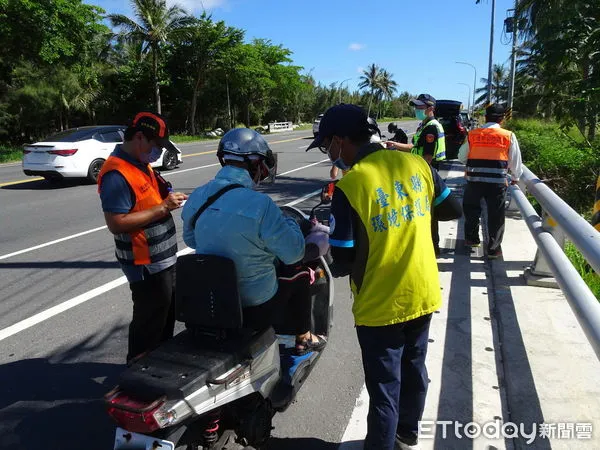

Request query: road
[{"left": 0, "top": 123, "right": 420, "bottom": 450}]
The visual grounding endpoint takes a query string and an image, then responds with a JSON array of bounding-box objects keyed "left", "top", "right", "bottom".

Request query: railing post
[{"left": 524, "top": 210, "right": 565, "bottom": 288}]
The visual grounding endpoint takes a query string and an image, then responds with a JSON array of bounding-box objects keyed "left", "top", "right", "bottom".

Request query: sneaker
[
  {"left": 396, "top": 433, "right": 419, "bottom": 450},
  {"left": 487, "top": 247, "right": 503, "bottom": 259},
  {"left": 464, "top": 239, "right": 481, "bottom": 247}
]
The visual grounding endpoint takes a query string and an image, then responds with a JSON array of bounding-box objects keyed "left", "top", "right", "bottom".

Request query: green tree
[
  {"left": 358, "top": 63, "right": 382, "bottom": 116},
  {"left": 475, "top": 64, "right": 509, "bottom": 106},
  {"left": 169, "top": 13, "right": 244, "bottom": 134},
  {"left": 109, "top": 0, "right": 194, "bottom": 114}
]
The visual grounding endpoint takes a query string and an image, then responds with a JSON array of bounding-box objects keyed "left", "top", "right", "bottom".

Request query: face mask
[
  {"left": 327, "top": 139, "right": 351, "bottom": 171},
  {"left": 140, "top": 146, "right": 163, "bottom": 164},
  {"left": 415, "top": 109, "right": 427, "bottom": 120}
]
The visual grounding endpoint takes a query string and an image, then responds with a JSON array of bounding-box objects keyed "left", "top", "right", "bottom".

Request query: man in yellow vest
[
  {"left": 458, "top": 104, "right": 523, "bottom": 258},
  {"left": 98, "top": 112, "right": 188, "bottom": 363},
  {"left": 307, "top": 104, "right": 462, "bottom": 450}
]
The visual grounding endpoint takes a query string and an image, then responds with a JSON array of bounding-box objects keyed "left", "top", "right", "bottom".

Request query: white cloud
[
  {"left": 349, "top": 43, "right": 366, "bottom": 51},
  {"left": 167, "top": 0, "right": 227, "bottom": 13},
  {"left": 356, "top": 66, "right": 365, "bottom": 74}
]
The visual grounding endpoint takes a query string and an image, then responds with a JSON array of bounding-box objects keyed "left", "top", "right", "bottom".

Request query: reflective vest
[
  {"left": 97, "top": 155, "right": 177, "bottom": 265},
  {"left": 336, "top": 149, "right": 442, "bottom": 327},
  {"left": 593, "top": 176, "right": 600, "bottom": 232},
  {"left": 412, "top": 118, "right": 446, "bottom": 161},
  {"left": 465, "top": 127, "right": 512, "bottom": 184}
]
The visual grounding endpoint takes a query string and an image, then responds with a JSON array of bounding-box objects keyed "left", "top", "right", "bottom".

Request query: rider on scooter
[{"left": 181, "top": 128, "right": 328, "bottom": 355}]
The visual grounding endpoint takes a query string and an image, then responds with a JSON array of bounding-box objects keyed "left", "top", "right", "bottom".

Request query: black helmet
[{"left": 388, "top": 122, "right": 398, "bottom": 133}]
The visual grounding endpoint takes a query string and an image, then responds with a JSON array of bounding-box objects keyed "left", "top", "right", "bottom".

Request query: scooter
[{"left": 104, "top": 185, "right": 335, "bottom": 450}]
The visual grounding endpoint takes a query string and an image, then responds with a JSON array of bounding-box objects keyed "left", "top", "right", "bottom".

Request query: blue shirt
[
  {"left": 99, "top": 145, "right": 176, "bottom": 283},
  {"left": 181, "top": 165, "right": 305, "bottom": 307}
]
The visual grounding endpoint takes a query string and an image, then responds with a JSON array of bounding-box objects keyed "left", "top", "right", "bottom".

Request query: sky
[{"left": 91, "top": 0, "right": 517, "bottom": 110}]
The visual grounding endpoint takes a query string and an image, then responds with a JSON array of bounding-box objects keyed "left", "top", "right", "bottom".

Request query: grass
[
  {"left": 0, "top": 145, "right": 23, "bottom": 164},
  {"left": 170, "top": 134, "right": 220, "bottom": 144},
  {"left": 378, "top": 117, "right": 415, "bottom": 122},
  {"left": 564, "top": 241, "right": 600, "bottom": 299}
]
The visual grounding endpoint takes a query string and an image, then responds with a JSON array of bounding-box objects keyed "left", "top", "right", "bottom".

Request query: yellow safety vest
[
  {"left": 412, "top": 118, "right": 446, "bottom": 161},
  {"left": 336, "top": 149, "right": 441, "bottom": 327}
]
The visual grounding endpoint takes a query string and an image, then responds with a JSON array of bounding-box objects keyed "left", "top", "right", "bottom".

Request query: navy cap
[
  {"left": 306, "top": 104, "right": 370, "bottom": 151},
  {"left": 486, "top": 103, "right": 507, "bottom": 117},
  {"left": 409, "top": 94, "right": 436, "bottom": 108}
]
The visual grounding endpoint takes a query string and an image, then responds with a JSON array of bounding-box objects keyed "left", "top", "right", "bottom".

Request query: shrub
[{"left": 507, "top": 119, "right": 599, "bottom": 213}]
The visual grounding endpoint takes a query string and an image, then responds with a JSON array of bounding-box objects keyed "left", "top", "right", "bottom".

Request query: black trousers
[
  {"left": 463, "top": 181, "right": 507, "bottom": 250},
  {"left": 243, "top": 265, "right": 311, "bottom": 335},
  {"left": 357, "top": 314, "right": 433, "bottom": 450},
  {"left": 128, "top": 265, "right": 176, "bottom": 362}
]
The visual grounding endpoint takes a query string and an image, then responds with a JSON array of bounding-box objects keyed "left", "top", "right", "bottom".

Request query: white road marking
[
  {"left": 278, "top": 159, "right": 329, "bottom": 176},
  {"left": 0, "top": 159, "right": 327, "bottom": 261},
  {"left": 0, "top": 226, "right": 109, "bottom": 261},
  {"left": 0, "top": 190, "right": 322, "bottom": 341},
  {"left": 339, "top": 384, "right": 369, "bottom": 448},
  {"left": 161, "top": 163, "right": 220, "bottom": 176}
]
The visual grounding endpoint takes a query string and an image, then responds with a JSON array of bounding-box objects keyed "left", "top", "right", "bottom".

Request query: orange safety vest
[
  {"left": 97, "top": 155, "right": 177, "bottom": 265},
  {"left": 465, "top": 127, "right": 512, "bottom": 184}
]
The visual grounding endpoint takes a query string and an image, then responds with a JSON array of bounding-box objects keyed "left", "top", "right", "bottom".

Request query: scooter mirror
[{"left": 320, "top": 182, "right": 335, "bottom": 205}]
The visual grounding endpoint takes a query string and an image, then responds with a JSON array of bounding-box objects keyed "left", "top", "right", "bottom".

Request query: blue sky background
[{"left": 91, "top": 0, "right": 516, "bottom": 109}]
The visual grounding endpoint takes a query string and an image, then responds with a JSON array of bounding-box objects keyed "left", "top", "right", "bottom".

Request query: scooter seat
[{"left": 118, "top": 327, "right": 277, "bottom": 400}]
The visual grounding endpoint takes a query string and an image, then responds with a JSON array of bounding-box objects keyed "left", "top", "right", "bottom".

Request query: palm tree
[
  {"left": 358, "top": 63, "right": 382, "bottom": 116},
  {"left": 375, "top": 70, "right": 398, "bottom": 119},
  {"left": 109, "top": 0, "right": 194, "bottom": 114},
  {"left": 474, "top": 64, "right": 509, "bottom": 106}
]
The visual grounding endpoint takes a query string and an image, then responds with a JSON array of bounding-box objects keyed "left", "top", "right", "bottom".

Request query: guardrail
[
  {"left": 268, "top": 121, "right": 293, "bottom": 133},
  {"left": 512, "top": 165, "right": 600, "bottom": 360}
]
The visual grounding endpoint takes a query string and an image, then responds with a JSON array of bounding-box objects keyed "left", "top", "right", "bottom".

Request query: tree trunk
[
  {"left": 367, "top": 91, "right": 373, "bottom": 116},
  {"left": 247, "top": 103, "right": 250, "bottom": 128},
  {"left": 153, "top": 48, "right": 161, "bottom": 114},
  {"left": 189, "top": 74, "right": 203, "bottom": 135}
]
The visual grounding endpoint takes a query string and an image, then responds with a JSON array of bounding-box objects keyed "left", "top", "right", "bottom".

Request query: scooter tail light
[{"left": 105, "top": 389, "right": 175, "bottom": 433}]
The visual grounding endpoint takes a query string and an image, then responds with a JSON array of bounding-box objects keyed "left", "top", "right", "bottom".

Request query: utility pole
[
  {"left": 507, "top": 0, "right": 519, "bottom": 118},
  {"left": 487, "top": 0, "right": 496, "bottom": 105},
  {"left": 226, "top": 74, "right": 232, "bottom": 130}
]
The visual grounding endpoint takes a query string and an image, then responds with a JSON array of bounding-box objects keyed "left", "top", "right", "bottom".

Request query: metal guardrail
[
  {"left": 268, "top": 121, "right": 293, "bottom": 133},
  {"left": 513, "top": 166, "right": 600, "bottom": 360}
]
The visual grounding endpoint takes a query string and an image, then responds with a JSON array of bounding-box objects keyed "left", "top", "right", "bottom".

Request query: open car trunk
[{"left": 434, "top": 100, "right": 462, "bottom": 118}]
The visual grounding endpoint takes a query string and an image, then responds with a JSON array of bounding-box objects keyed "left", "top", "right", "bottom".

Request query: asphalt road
[{"left": 0, "top": 122, "right": 419, "bottom": 450}]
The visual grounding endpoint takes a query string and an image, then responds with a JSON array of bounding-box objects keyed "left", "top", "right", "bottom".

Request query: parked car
[
  {"left": 434, "top": 100, "right": 468, "bottom": 160},
  {"left": 312, "top": 113, "right": 324, "bottom": 137},
  {"left": 460, "top": 111, "right": 475, "bottom": 131},
  {"left": 22, "top": 126, "right": 183, "bottom": 183}
]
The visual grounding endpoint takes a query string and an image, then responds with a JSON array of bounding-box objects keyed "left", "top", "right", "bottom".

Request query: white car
[
  {"left": 22, "top": 125, "right": 183, "bottom": 183},
  {"left": 312, "top": 113, "right": 324, "bottom": 137}
]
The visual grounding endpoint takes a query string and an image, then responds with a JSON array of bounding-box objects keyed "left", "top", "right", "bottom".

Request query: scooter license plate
[{"left": 113, "top": 427, "right": 175, "bottom": 450}]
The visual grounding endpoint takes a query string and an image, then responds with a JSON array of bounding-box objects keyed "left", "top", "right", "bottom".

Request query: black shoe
[
  {"left": 487, "top": 246, "right": 503, "bottom": 259},
  {"left": 396, "top": 432, "right": 418, "bottom": 447}
]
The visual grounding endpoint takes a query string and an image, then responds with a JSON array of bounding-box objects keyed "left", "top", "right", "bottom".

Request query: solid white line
[
  {"left": 0, "top": 247, "right": 194, "bottom": 342},
  {"left": 0, "top": 163, "right": 222, "bottom": 261},
  {"left": 339, "top": 384, "right": 369, "bottom": 448},
  {"left": 0, "top": 191, "right": 322, "bottom": 342},
  {"left": 279, "top": 159, "right": 329, "bottom": 176},
  {"left": 0, "top": 160, "right": 324, "bottom": 261},
  {"left": 0, "top": 226, "right": 109, "bottom": 261},
  {"left": 161, "top": 163, "right": 220, "bottom": 176}
]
